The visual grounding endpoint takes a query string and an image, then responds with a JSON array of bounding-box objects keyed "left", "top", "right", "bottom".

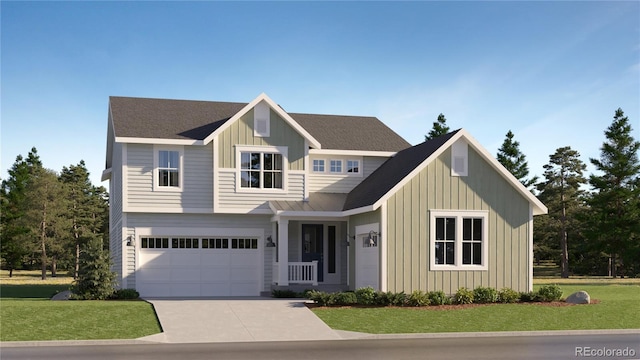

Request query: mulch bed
[{"left": 306, "top": 299, "right": 599, "bottom": 310}]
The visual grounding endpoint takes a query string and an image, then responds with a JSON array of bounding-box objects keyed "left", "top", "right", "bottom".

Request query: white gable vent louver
[{"left": 254, "top": 101, "right": 270, "bottom": 137}]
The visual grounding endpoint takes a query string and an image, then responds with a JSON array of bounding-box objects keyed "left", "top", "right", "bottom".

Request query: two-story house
[{"left": 102, "top": 93, "right": 546, "bottom": 297}]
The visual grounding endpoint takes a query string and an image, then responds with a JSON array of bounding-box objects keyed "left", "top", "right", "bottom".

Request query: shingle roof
[
  {"left": 343, "top": 130, "right": 461, "bottom": 211},
  {"left": 109, "top": 96, "right": 411, "bottom": 151}
]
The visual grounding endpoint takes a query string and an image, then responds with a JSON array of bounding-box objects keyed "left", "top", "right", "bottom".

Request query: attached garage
[{"left": 137, "top": 236, "right": 261, "bottom": 297}]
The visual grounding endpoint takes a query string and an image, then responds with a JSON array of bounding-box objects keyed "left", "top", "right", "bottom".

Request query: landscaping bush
[
  {"left": 355, "top": 287, "right": 377, "bottom": 305},
  {"left": 332, "top": 291, "right": 358, "bottom": 306},
  {"left": 497, "top": 288, "right": 520, "bottom": 303},
  {"left": 454, "top": 287, "right": 474, "bottom": 304},
  {"left": 473, "top": 286, "right": 498, "bottom": 304},
  {"left": 271, "top": 289, "right": 299, "bottom": 298},
  {"left": 427, "top": 290, "right": 451, "bottom": 305},
  {"left": 110, "top": 288, "right": 140, "bottom": 300},
  {"left": 307, "top": 290, "right": 332, "bottom": 306},
  {"left": 537, "top": 284, "right": 562, "bottom": 302},
  {"left": 407, "top": 290, "right": 431, "bottom": 307},
  {"left": 377, "top": 291, "right": 406, "bottom": 306},
  {"left": 71, "top": 236, "right": 117, "bottom": 300},
  {"left": 519, "top": 291, "right": 541, "bottom": 302}
]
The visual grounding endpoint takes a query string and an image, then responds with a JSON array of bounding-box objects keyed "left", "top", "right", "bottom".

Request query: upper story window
[
  {"left": 240, "top": 151, "right": 283, "bottom": 189},
  {"left": 347, "top": 160, "right": 360, "bottom": 173},
  {"left": 154, "top": 146, "right": 183, "bottom": 191},
  {"left": 330, "top": 160, "right": 342, "bottom": 173},
  {"left": 430, "top": 210, "right": 488, "bottom": 270},
  {"left": 313, "top": 159, "right": 325, "bottom": 172}
]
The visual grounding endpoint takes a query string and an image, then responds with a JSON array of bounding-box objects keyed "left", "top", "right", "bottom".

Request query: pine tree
[
  {"left": 587, "top": 108, "right": 640, "bottom": 277},
  {"left": 497, "top": 130, "right": 538, "bottom": 190},
  {"left": 425, "top": 113, "right": 450, "bottom": 140},
  {"left": 536, "top": 146, "right": 587, "bottom": 278},
  {"left": 72, "top": 234, "right": 116, "bottom": 300}
]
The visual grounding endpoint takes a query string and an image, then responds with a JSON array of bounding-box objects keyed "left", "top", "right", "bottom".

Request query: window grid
[
  {"left": 330, "top": 160, "right": 342, "bottom": 173},
  {"left": 435, "top": 217, "right": 456, "bottom": 265},
  {"left": 462, "top": 218, "right": 483, "bottom": 265},
  {"left": 347, "top": 160, "right": 360, "bottom": 173},
  {"left": 171, "top": 238, "right": 199, "bottom": 249},
  {"left": 202, "top": 238, "right": 229, "bottom": 249},
  {"left": 240, "top": 152, "right": 283, "bottom": 189},
  {"left": 141, "top": 237, "right": 169, "bottom": 249},
  {"left": 313, "top": 159, "right": 325, "bottom": 172},
  {"left": 231, "top": 238, "right": 258, "bottom": 249},
  {"left": 158, "top": 150, "right": 180, "bottom": 187}
]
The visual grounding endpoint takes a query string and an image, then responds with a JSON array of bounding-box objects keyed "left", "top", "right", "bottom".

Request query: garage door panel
[
  {"left": 230, "top": 267, "right": 257, "bottom": 281},
  {"left": 230, "top": 252, "right": 256, "bottom": 263},
  {"left": 231, "top": 282, "right": 259, "bottom": 296},
  {"left": 139, "top": 268, "right": 171, "bottom": 281},
  {"left": 171, "top": 283, "right": 200, "bottom": 297},
  {"left": 171, "top": 252, "right": 201, "bottom": 266},
  {"left": 140, "top": 252, "right": 171, "bottom": 267},
  {"left": 201, "top": 253, "right": 231, "bottom": 266},
  {"left": 201, "top": 283, "right": 231, "bottom": 297},
  {"left": 202, "top": 268, "right": 231, "bottom": 281},
  {"left": 171, "top": 268, "right": 201, "bottom": 282}
]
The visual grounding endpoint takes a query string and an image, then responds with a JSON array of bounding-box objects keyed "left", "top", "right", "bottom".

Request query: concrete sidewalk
[{"left": 139, "top": 298, "right": 342, "bottom": 343}]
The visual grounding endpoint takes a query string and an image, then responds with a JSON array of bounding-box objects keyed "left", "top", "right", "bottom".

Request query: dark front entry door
[{"left": 302, "top": 224, "right": 323, "bottom": 282}]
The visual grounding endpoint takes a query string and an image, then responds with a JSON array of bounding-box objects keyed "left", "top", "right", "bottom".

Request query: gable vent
[
  {"left": 254, "top": 101, "right": 270, "bottom": 137},
  {"left": 451, "top": 139, "right": 468, "bottom": 177}
]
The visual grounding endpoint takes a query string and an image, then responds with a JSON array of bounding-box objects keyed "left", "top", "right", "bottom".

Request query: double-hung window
[
  {"left": 430, "top": 210, "right": 488, "bottom": 270},
  {"left": 154, "top": 147, "right": 183, "bottom": 191},
  {"left": 238, "top": 147, "right": 285, "bottom": 190}
]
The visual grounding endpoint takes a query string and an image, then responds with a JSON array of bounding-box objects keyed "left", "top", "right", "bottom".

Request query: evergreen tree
[
  {"left": 72, "top": 234, "right": 116, "bottom": 300},
  {"left": 425, "top": 113, "right": 450, "bottom": 140},
  {"left": 497, "top": 130, "right": 538, "bottom": 190},
  {"left": 0, "top": 148, "right": 43, "bottom": 276},
  {"left": 536, "top": 146, "right": 587, "bottom": 278},
  {"left": 587, "top": 108, "right": 640, "bottom": 277}
]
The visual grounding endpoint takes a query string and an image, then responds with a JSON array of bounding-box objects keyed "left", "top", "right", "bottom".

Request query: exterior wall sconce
[
  {"left": 346, "top": 235, "right": 355, "bottom": 247},
  {"left": 367, "top": 231, "right": 380, "bottom": 247},
  {"left": 265, "top": 236, "right": 276, "bottom": 248},
  {"left": 126, "top": 236, "right": 134, "bottom": 247}
]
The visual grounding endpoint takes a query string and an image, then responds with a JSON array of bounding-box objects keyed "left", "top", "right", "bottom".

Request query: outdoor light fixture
[
  {"left": 346, "top": 234, "right": 355, "bottom": 247},
  {"left": 367, "top": 231, "right": 380, "bottom": 247},
  {"left": 265, "top": 236, "right": 276, "bottom": 248},
  {"left": 126, "top": 236, "right": 134, "bottom": 247}
]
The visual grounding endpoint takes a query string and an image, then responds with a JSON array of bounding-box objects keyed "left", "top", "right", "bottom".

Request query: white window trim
[
  {"left": 235, "top": 145, "right": 288, "bottom": 193},
  {"left": 429, "top": 210, "right": 488, "bottom": 271},
  {"left": 312, "top": 159, "right": 325, "bottom": 173},
  {"left": 153, "top": 145, "right": 184, "bottom": 192},
  {"left": 311, "top": 156, "right": 363, "bottom": 177}
]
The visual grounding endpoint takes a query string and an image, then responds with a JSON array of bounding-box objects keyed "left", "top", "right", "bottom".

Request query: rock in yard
[
  {"left": 565, "top": 291, "right": 590, "bottom": 304},
  {"left": 51, "top": 290, "right": 72, "bottom": 301}
]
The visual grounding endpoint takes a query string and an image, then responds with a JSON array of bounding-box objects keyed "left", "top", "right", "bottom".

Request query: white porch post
[{"left": 277, "top": 218, "right": 289, "bottom": 286}]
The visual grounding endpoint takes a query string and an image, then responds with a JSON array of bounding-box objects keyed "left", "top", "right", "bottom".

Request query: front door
[{"left": 302, "top": 224, "right": 324, "bottom": 282}]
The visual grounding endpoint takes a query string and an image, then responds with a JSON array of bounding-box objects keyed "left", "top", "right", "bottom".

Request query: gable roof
[
  {"left": 108, "top": 94, "right": 409, "bottom": 152},
  {"left": 343, "top": 130, "right": 460, "bottom": 211},
  {"left": 344, "top": 129, "right": 547, "bottom": 216}
]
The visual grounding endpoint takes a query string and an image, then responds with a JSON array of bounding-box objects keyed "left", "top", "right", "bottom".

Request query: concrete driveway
[{"left": 138, "top": 298, "right": 342, "bottom": 343}]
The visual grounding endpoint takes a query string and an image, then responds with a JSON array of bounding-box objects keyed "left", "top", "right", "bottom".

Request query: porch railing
[{"left": 288, "top": 261, "right": 318, "bottom": 285}]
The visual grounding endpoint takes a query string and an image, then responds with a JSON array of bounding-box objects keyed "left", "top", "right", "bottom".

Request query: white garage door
[{"left": 137, "top": 237, "right": 260, "bottom": 297}]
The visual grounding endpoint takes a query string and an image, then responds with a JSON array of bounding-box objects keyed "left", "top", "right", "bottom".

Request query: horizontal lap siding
[
  {"left": 109, "top": 143, "right": 124, "bottom": 285},
  {"left": 125, "top": 144, "right": 214, "bottom": 211},
  {"left": 308, "top": 156, "right": 388, "bottom": 193},
  {"left": 217, "top": 171, "right": 305, "bottom": 211},
  {"left": 386, "top": 147, "right": 531, "bottom": 294}
]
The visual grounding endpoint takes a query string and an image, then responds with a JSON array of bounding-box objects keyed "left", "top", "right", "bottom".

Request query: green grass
[
  {"left": 311, "top": 283, "right": 640, "bottom": 334},
  {"left": 0, "top": 270, "right": 161, "bottom": 341}
]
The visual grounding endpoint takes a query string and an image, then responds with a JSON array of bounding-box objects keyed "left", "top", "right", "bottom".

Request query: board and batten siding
[
  {"left": 348, "top": 209, "right": 381, "bottom": 289},
  {"left": 124, "top": 213, "right": 275, "bottom": 292},
  {"left": 124, "top": 143, "right": 214, "bottom": 211},
  {"left": 218, "top": 108, "right": 305, "bottom": 170},
  {"left": 308, "top": 156, "right": 388, "bottom": 193},
  {"left": 385, "top": 147, "right": 531, "bottom": 294},
  {"left": 217, "top": 170, "right": 305, "bottom": 212}
]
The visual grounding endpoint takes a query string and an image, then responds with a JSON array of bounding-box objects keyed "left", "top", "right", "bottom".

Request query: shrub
[
  {"left": 473, "top": 286, "right": 498, "bottom": 304},
  {"left": 71, "top": 236, "right": 117, "bottom": 300},
  {"left": 307, "top": 290, "right": 332, "bottom": 306},
  {"left": 332, "top": 291, "right": 358, "bottom": 306},
  {"left": 537, "top": 284, "right": 562, "bottom": 302},
  {"left": 427, "top": 290, "right": 451, "bottom": 305},
  {"left": 271, "top": 289, "right": 299, "bottom": 298},
  {"left": 355, "top": 287, "right": 377, "bottom": 305},
  {"left": 377, "top": 291, "right": 406, "bottom": 306},
  {"left": 497, "top": 288, "right": 519, "bottom": 303},
  {"left": 519, "top": 291, "right": 541, "bottom": 302},
  {"left": 110, "top": 288, "right": 140, "bottom": 300},
  {"left": 407, "top": 290, "right": 431, "bottom": 307},
  {"left": 454, "top": 287, "right": 474, "bottom": 304}
]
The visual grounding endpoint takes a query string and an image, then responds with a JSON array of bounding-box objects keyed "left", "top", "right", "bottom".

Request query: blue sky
[{"left": 2, "top": 1, "right": 638, "bottom": 186}]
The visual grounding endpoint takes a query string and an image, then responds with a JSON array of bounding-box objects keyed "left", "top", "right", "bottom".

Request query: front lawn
[
  {"left": 311, "top": 283, "right": 640, "bottom": 334},
  {"left": 0, "top": 270, "right": 161, "bottom": 341}
]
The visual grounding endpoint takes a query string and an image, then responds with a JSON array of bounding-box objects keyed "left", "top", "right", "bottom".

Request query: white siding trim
[
  {"left": 116, "top": 137, "right": 202, "bottom": 145},
  {"left": 101, "top": 168, "right": 112, "bottom": 182},
  {"left": 528, "top": 204, "right": 534, "bottom": 292},
  {"left": 309, "top": 149, "right": 397, "bottom": 157},
  {"left": 122, "top": 143, "right": 129, "bottom": 212},
  {"left": 303, "top": 140, "right": 309, "bottom": 201},
  {"left": 213, "top": 138, "right": 219, "bottom": 213},
  {"left": 122, "top": 213, "right": 128, "bottom": 288}
]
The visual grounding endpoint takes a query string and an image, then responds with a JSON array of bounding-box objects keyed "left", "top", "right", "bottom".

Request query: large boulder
[
  {"left": 565, "top": 291, "right": 590, "bottom": 304},
  {"left": 51, "top": 290, "right": 72, "bottom": 301}
]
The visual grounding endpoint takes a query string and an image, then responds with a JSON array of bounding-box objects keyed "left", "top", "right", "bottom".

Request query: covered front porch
[{"left": 268, "top": 194, "right": 351, "bottom": 292}]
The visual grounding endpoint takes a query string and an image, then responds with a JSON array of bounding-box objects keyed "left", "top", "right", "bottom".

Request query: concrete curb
[{"left": 1, "top": 328, "right": 638, "bottom": 347}]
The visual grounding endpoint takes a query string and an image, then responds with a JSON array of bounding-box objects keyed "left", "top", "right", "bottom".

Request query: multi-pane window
[
  {"left": 313, "top": 159, "right": 325, "bottom": 172},
  {"left": 202, "top": 238, "right": 229, "bottom": 249},
  {"left": 347, "top": 160, "right": 360, "bottom": 173},
  {"left": 431, "top": 211, "right": 487, "bottom": 270},
  {"left": 141, "top": 237, "right": 169, "bottom": 249},
  {"left": 231, "top": 238, "right": 258, "bottom": 249},
  {"left": 240, "top": 152, "right": 283, "bottom": 189},
  {"left": 171, "top": 238, "right": 199, "bottom": 249},
  {"left": 158, "top": 150, "right": 180, "bottom": 187},
  {"left": 330, "top": 160, "right": 342, "bottom": 173},
  {"left": 435, "top": 217, "right": 456, "bottom": 265}
]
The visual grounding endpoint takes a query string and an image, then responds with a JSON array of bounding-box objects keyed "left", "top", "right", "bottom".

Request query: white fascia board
[
  {"left": 459, "top": 129, "right": 548, "bottom": 216},
  {"left": 309, "top": 149, "right": 397, "bottom": 157},
  {"left": 271, "top": 211, "right": 349, "bottom": 220},
  {"left": 123, "top": 207, "right": 214, "bottom": 214},
  {"left": 203, "top": 93, "right": 322, "bottom": 149},
  {"left": 101, "top": 168, "right": 112, "bottom": 182},
  {"left": 114, "top": 137, "right": 203, "bottom": 146},
  {"left": 216, "top": 207, "right": 275, "bottom": 215},
  {"left": 342, "top": 205, "right": 377, "bottom": 217}
]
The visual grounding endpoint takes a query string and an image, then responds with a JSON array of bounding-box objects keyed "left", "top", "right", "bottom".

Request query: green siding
[
  {"left": 385, "top": 146, "right": 531, "bottom": 293},
  {"left": 218, "top": 108, "right": 305, "bottom": 170}
]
